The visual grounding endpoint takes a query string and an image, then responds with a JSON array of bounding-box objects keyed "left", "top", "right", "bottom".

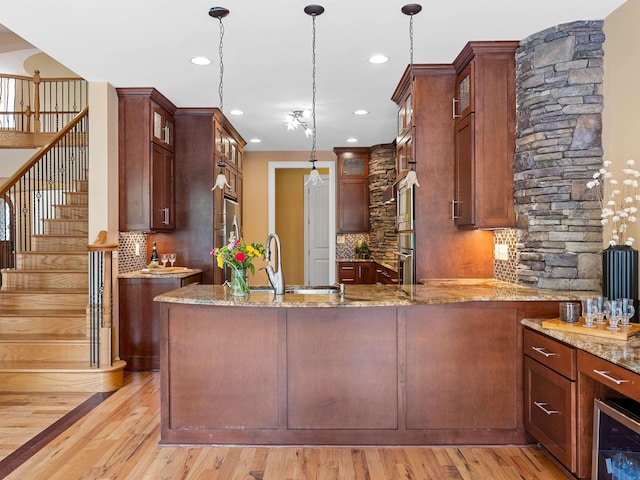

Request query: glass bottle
[{"left": 150, "top": 242, "right": 159, "bottom": 265}]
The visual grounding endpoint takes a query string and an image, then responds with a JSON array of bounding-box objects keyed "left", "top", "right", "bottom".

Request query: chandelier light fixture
[
  {"left": 285, "top": 109, "right": 313, "bottom": 137},
  {"left": 402, "top": 3, "right": 421, "bottom": 188},
  {"left": 210, "top": 6, "right": 232, "bottom": 191},
  {"left": 304, "top": 4, "right": 325, "bottom": 186}
]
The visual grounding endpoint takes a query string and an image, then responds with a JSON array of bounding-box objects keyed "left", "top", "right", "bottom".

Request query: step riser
[
  {"left": 55, "top": 206, "right": 88, "bottom": 220},
  {"left": 44, "top": 220, "right": 88, "bottom": 235},
  {"left": 31, "top": 235, "right": 87, "bottom": 252},
  {"left": 0, "top": 316, "right": 86, "bottom": 335},
  {"left": 0, "top": 343, "right": 89, "bottom": 362},
  {"left": 0, "top": 293, "right": 87, "bottom": 310},
  {"left": 16, "top": 253, "right": 88, "bottom": 270},
  {"left": 0, "top": 368, "right": 124, "bottom": 392},
  {"left": 2, "top": 271, "right": 87, "bottom": 289},
  {"left": 76, "top": 180, "right": 88, "bottom": 193},
  {"left": 65, "top": 193, "right": 88, "bottom": 205}
]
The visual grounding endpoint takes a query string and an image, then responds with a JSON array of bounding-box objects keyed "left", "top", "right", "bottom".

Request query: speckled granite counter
[
  {"left": 155, "top": 278, "right": 594, "bottom": 307},
  {"left": 119, "top": 267, "right": 202, "bottom": 279},
  {"left": 522, "top": 317, "right": 640, "bottom": 375}
]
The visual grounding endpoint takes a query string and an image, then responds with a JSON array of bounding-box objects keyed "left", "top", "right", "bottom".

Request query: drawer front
[
  {"left": 338, "top": 263, "right": 356, "bottom": 283},
  {"left": 524, "top": 328, "right": 576, "bottom": 380},
  {"left": 578, "top": 350, "right": 640, "bottom": 402},
  {"left": 524, "top": 356, "right": 577, "bottom": 472}
]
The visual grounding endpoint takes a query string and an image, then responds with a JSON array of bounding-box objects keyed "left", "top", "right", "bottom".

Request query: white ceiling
[{"left": 0, "top": 0, "right": 627, "bottom": 152}]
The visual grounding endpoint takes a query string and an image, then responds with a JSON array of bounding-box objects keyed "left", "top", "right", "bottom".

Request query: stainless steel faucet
[{"left": 263, "top": 233, "right": 285, "bottom": 295}]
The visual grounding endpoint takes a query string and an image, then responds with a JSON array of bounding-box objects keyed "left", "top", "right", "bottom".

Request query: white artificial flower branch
[{"left": 587, "top": 159, "right": 640, "bottom": 247}]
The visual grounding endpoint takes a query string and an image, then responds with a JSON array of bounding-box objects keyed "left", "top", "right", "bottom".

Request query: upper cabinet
[
  {"left": 117, "top": 88, "right": 177, "bottom": 232},
  {"left": 335, "top": 147, "right": 370, "bottom": 233},
  {"left": 452, "top": 41, "right": 518, "bottom": 229}
]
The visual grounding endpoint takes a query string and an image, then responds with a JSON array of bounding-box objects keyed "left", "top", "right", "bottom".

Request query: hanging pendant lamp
[
  {"left": 210, "top": 6, "right": 232, "bottom": 191},
  {"left": 304, "top": 4, "right": 325, "bottom": 186},
  {"left": 402, "top": 3, "right": 421, "bottom": 188}
]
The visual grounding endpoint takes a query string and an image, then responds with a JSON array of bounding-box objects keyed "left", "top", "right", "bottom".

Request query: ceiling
[{"left": 0, "top": 0, "right": 627, "bottom": 152}]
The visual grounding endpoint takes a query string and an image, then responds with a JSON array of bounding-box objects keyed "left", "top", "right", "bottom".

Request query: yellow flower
[
  {"left": 217, "top": 254, "right": 224, "bottom": 268},
  {"left": 246, "top": 245, "right": 260, "bottom": 258}
]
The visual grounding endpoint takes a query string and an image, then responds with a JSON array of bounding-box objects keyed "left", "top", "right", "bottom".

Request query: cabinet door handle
[
  {"left": 531, "top": 346, "right": 557, "bottom": 358},
  {"left": 452, "top": 98, "right": 460, "bottom": 119},
  {"left": 593, "top": 369, "right": 630, "bottom": 385},
  {"left": 163, "top": 207, "right": 170, "bottom": 225},
  {"left": 534, "top": 401, "right": 558, "bottom": 415},
  {"left": 451, "top": 200, "right": 460, "bottom": 220}
]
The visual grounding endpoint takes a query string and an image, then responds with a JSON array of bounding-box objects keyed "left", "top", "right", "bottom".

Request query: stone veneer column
[
  {"left": 514, "top": 21, "right": 603, "bottom": 290},
  {"left": 368, "top": 143, "right": 396, "bottom": 260}
]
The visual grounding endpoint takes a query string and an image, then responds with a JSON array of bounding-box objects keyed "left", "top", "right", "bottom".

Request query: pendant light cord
[
  {"left": 310, "top": 14, "right": 317, "bottom": 165},
  {"left": 218, "top": 17, "right": 225, "bottom": 113}
]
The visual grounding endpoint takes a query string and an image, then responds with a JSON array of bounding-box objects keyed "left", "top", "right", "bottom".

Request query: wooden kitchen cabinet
[
  {"left": 338, "top": 261, "right": 374, "bottom": 284},
  {"left": 524, "top": 329, "right": 578, "bottom": 474},
  {"left": 117, "top": 88, "right": 177, "bottom": 232},
  {"left": 119, "top": 271, "right": 202, "bottom": 371},
  {"left": 375, "top": 263, "right": 398, "bottom": 285},
  {"left": 452, "top": 41, "right": 518, "bottom": 229},
  {"left": 335, "top": 147, "right": 370, "bottom": 233}
]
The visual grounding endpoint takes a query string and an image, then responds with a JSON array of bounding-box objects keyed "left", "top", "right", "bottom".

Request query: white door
[{"left": 304, "top": 174, "right": 330, "bottom": 285}]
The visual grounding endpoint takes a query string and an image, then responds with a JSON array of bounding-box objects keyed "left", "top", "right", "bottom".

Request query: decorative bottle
[{"left": 150, "top": 242, "right": 159, "bottom": 266}]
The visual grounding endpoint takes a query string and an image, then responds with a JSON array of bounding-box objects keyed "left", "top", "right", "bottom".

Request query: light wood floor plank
[{"left": 1, "top": 372, "right": 572, "bottom": 480}]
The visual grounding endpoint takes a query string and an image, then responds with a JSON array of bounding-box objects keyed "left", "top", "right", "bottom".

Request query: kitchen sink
[{"left": 250, "top": 284, "right": 343, "bottom": 295}]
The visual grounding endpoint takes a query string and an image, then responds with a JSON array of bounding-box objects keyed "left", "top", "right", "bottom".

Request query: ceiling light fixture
[
  {"left": 191, "top": 56, "right": 212, "bottom": 65},
  {"left": 209, "top": 6, "right": 232, "bottom": 192},
  {"left": 401, "top": 3, "right": 421, "bottom": 188},
  {"left": 285, "top": 109, "right": 313, "bottom": 137},
  {"left": 368, "top": 54, "right": 389, "bottom": 64},
  {"left": 229, "top": 109, "right": 244, "bottom": 115},
  {"left": 304, "top": 4, "right": 325, "bottom": 186},
  {"left": 353, "top": 109, "right": 369, "bottom": 115}
]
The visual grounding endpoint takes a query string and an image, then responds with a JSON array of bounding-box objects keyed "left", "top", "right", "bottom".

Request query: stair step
[
  {"left": 1, "top": 270, "right": 88, "bottom": 289},
  {"left": 0, "top": 336, "right": 90, "bottom": 362},
  {"left": 16, "top": 252, "right": 88, "bottom": 270},
  {"left": 54, "top": 204, "right": 88, "bottom": 220},
  {"left": 0, "top": 360, "right": 126, "bottom": 392},
  {"left": 31, "top": 234, "right": 87, "bottom": 252},
  {"left": 0, "top": 289, "right": 87, "bottom": 310},
  {"left": 0, "top": 311, "right": 86, "bottom": 335},
  {"left": 43, "top": 219, "right": 88, "bottom": 235},
  {"left": 65, "top": 192, "right": 88, "bottom": 205},
  {"left": 76, "top": 179, "right": 88, "bottom": 192}
]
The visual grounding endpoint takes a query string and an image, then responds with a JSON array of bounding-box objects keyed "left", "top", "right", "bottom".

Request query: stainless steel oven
[
  {"left": 593, "top": 397, "right": 640, "bottom": 479},
  {"left": 395, "top": 177, "right": 415, "bottom": 285}
]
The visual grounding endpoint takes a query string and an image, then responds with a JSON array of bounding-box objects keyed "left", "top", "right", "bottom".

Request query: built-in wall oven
[
  {"left": 395, "top": 177, "right": 415, "bottom": 285},
  {"left": 592, "top": 397, "right": 640, "bottom": 479}
]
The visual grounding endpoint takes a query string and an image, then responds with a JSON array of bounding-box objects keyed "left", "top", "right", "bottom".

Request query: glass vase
[{"left": 230, "top": 266, "right": 250, "bottom": 297}]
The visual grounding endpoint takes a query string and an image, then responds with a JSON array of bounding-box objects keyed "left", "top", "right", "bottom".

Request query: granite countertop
[
  {"left": 522, "top": 318, "right": 640, "bottom": 375},
  {"left": 119, "top": 267, "right": 203, "bottom": 279},
  {"left": 154, "top": 278, "right": 595, "bottom": 308}
]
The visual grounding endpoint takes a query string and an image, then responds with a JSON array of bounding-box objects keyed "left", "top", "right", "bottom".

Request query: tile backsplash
[
  {"left": 493, "top": 229, "right": 517, "bottom": 284},
  {"left": 336, "top": 233, "right": 370, "bottom": 259},
  {"left": 118, "top": 232, "right": 147, "bottom": 273}
]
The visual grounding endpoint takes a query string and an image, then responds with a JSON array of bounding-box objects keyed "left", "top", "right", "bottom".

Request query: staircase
[{"left": 0, "top": 108, "right": 125, "bottom": 393}]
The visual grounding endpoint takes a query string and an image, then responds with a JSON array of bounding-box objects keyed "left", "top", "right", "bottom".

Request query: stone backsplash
[
  {"left": 368, "top": 143, "right": 397, "bottom": 261},
  {"left": 514, "top": 20, "right": 604, "bottom": 291}
]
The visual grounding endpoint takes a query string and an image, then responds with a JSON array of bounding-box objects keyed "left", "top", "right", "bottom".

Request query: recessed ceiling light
[
  {"left": 229, "top": 109, "right": 244, "bottom": 115},
  {"left": 190, "top": 56, "right": 211, "bottom": 66},
  {"left": 346, "top": 138, "right": 358, "bottom": 143},
  {"left": 353, "top": 109, "right": 369, "bottom": 115},
  {"left": 368, "top": 55, "right": 389, "bottom": 64},
  {"left": 250, "top": 138, "right": 262, "bottom": 143}
]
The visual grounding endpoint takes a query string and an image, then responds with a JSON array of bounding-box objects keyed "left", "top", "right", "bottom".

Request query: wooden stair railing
[{"left": 88, "top": 231, "right": 118, "bottom": 368}]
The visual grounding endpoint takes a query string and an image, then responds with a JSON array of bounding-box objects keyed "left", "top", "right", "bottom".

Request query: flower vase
[
  {"left": 230, "top": 267, "right": 250, "bottom": 297},
  {"left": 602, "top": 245, "right": 638, "bottom": 323}
]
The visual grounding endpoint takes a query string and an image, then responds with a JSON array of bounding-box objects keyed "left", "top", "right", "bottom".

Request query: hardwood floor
[{"left": 0, "top": 372, "right": 572, "bottom": 479}]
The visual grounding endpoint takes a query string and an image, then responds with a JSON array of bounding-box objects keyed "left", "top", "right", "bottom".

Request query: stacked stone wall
[
  {"left": 368, "top": 143, "right": 397, "bottom": 260},
  {"left": 514, "top": 20, "right": 604, "bottom": 290}
]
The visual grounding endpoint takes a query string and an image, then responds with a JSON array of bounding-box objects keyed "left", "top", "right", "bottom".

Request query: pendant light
[
  {"left": 304, "top": 4, "right": 325, "bottom": 186},
  {"left": 210, "top": 6, "right": 232, "bottom": 191},
  {"left": 402, "top": 3, "right": 421, "bottom": 188}
]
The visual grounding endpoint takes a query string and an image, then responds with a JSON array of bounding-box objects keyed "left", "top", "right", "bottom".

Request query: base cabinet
[
  {"left": 524, "top": 329, "right": 578, "bottom": 474},
  {"left": 337, "top": 261, "right": 374, "bottom": 284},
  {"left": 119, "top": 272, "right": 201, "bottom": 371}
]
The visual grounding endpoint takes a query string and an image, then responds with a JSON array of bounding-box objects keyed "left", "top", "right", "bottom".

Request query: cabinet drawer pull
[
  {"left": 451, "top": 200, "right": 459, "bottom": 220},
  {"left": 531, "top": 346, "right": 557, "bottom": 358},
  {"left": 342, "top": 266, "right": 354, "bottom": 270},
  {"left": 534, "top": 401, "right": 558, "bottom": 415},
  {"left": 593, "top": 369, "right": 630, "bottom": 385},
  {"left": 452, "top": 98, "right": 460, "bottom": 119}
]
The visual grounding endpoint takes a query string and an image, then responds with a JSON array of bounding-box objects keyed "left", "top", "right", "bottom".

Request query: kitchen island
[{"left": 155, "top": 280, "right": 589, "bottom": 446}]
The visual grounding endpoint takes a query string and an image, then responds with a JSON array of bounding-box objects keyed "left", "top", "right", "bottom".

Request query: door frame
[{"left": 268, "top": 161, "right": 336, "bottom": 284}]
